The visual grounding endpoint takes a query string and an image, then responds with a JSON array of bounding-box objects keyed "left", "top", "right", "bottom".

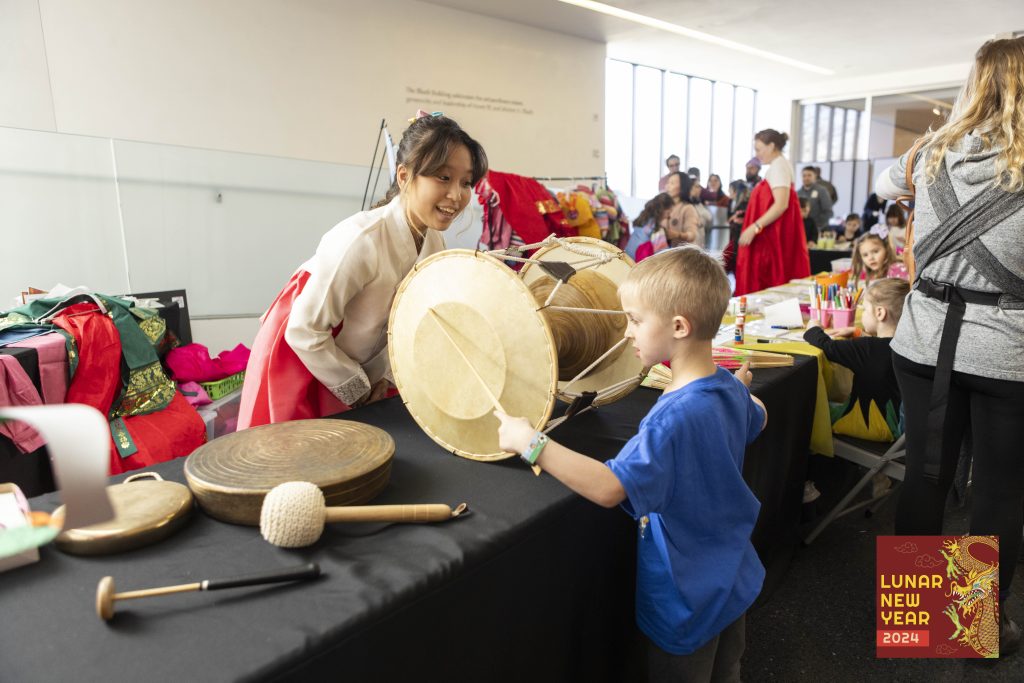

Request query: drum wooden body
[{"left": 389, "top": 237, "right": 642, "bottom": 461}]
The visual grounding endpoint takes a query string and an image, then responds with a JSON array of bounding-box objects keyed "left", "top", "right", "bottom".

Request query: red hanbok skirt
[{"left": 237, "top": 271, "right": 349, "bottom": 430}]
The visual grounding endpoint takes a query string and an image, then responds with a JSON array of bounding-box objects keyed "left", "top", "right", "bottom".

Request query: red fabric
[
  {"left": 483, "top": 171, "right": 576, "bottom": 244},
  {"left": 52, "top": 303, "right": 205, "bottom": 476},
  {"left": 237, "top": 270, "right": 349, "bottom": 430},
  {"left": 734, "top": 181, "right": 810, "bottom": 295},
  {"left": 52, "top": 303, "right": 122, "bottom": 414},
  {"left": 166, "top": 342, "right": 251, "bottom": 382},
  {"left": 116, "top": 392, "right": 206, "bottom": 474}
]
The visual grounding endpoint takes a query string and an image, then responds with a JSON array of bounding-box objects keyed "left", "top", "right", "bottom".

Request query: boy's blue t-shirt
[{"left": 606, "top": 367, "right": 766, "bottom": 655}]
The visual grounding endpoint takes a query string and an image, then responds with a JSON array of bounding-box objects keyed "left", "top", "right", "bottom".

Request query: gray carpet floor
[{"left": 744, "top": 456, "right": 1023, "bottom": 682}]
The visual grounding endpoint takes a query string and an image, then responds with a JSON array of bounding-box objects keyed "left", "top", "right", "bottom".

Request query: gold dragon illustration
[{"left": 941, "top": 535, "right": 999, "bottom": 658}]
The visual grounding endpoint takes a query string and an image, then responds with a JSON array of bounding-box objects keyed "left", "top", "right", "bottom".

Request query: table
[{"left": 2, "top": 359, "right": 814, "bottom": 682}]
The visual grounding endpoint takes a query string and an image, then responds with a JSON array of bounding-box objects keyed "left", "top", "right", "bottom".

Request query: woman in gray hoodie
[{"left": 876, "top": 36, "right": 1024, "bottom": 656}]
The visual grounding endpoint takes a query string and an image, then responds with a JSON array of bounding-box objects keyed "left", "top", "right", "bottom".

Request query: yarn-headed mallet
[{"left": 260, "top": 481, "right": 468, "bottom": 548}]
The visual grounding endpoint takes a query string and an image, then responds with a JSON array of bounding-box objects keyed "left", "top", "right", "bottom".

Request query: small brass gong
[{"left": 54, "top": 473, "right": 193, "bottom": 555}]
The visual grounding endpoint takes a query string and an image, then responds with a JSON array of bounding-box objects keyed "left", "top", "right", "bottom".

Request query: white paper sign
[
  {"left": 0, "top": 404, "right": 113, "bottom": 528},
  {"left": 763, "top": 298, "right": 804, "bottom": 329}
]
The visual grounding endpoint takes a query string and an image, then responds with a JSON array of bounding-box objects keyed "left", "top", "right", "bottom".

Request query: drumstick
[
  {"left": 95, "top": 563, "right": 320, "bottom": 621},
  {"left": 427, "top": 308, "right": 541, "bottom": 475}
]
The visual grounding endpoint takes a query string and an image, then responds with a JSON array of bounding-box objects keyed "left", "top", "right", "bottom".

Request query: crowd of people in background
[{"left": 633, "top": 145, "right": 924, "bottom": 294}]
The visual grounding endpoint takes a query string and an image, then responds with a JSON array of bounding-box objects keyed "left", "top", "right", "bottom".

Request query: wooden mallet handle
[
  {"left": 323, "top": 503, "right": 467, "bottom": 524},
  {"left": 96, "top": 563, "right": 321, "bottom": 620}
]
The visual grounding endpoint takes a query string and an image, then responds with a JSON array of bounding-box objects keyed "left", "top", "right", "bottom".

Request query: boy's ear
[
  {"left": 875, "top": 304, "right": 888, "bottom": 322},
  {"left": 672, "top": 314, "right": 691, "bottom": 339}
]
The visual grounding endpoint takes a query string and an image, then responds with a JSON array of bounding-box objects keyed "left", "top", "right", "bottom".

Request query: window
[
  {"left": 634, "top": 66, "right": 663, "bottom": 199},
  {"left": 798, "top": 99, "right": 866, "bottom": 162},
  {"left": 662, "top": 73, "right": 687, "bottom": 180},
  {"left": 815, "top": 105, "right": 832, "bottom": 161},
  {"left": 686, "top": 78, "right": 712, "bottom": 178},
  {"left": 604, "top": 59, "right": 758, "bottom": 199},
  {"left": 732, "top": 87, "right": 756, "bottom": 182},
  {"left": 800, "top": 104, "right": 816, "bottom": 163},
  {"left": 605, "top": 60, "right": 634, "bottom": 196},
  {"left": 711, "top": 81, "right": 734, "bottom": 182}
]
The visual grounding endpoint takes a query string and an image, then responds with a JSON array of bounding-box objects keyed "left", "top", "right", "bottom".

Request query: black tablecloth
[
  {"left": 1, "top": 357, "right": 814, "bottom": 682},
  {"left": 808, "top": 248, "right": 851, "bottom": 274}
]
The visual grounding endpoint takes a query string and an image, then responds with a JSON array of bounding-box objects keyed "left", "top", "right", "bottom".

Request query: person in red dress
[{"left": 734, "top": 129, "right": 810, "bottom": 295}]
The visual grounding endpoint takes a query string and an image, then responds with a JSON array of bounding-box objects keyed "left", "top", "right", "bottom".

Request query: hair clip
[
  {"left": 407, "top": 110, "right": 445, "bottom": 123},
  {"left": 869, "top": 224, "right": 890, "bottom": 239}
]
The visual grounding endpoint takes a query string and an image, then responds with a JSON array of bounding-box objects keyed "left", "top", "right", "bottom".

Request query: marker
[{"left": 770, "top": 325, "right": 803, "bottom": 329}]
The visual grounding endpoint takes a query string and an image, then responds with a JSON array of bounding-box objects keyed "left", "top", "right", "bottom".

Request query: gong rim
[
  {"left": 184, "top": 419, "right": 395, "bottom": 525},
  {"left": 388, "top": 249, "right": 558, "bottom": 461}
]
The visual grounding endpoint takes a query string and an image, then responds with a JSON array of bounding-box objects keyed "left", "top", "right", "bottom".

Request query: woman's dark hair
[
  {"left": 376, "top": 115, "right": 488, "bottom": 207},
  {"left": 664, "top": 171, "right": 694, "bottom": 202},
  {"left": 754, "top": 128, "right": 790, "bottom": 152},
  {"left": 885, "top": 203, "right": 907, "bottom": 227},
  {"left": 634, "top": 193, "right": 674, "bottom": 227}
]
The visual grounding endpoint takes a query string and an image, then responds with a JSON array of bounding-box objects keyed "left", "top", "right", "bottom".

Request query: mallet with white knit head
[{"left": 260, "top": 481, "right": 468, "bottom": 548}]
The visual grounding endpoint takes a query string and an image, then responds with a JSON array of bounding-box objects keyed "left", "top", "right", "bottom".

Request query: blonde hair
[
  {"left": 851, "top": 234, "right": 896, "bottom": 282},
  {"left": 921, "top": 37, "right": 1024, "bottom": 192},
  {"left": 618, "top": 246, "right": 730, "bottom": 340},
  {"left": 864, "top": 278, "right": 910, "bottom": 323}
]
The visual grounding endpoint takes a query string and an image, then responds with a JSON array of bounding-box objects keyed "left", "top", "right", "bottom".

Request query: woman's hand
[
  {"left": 354, "top": 378, "right": 392, "bottom": 407},
  {"left": 738, "top": 226, "right": 758, "bottom": 246},
  {"left": 494, "top": 410, "right": 536, "bottom": 454}
]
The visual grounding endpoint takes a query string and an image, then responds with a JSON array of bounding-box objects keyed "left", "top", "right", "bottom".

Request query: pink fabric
[
  {"left": 178, "top": 381, "right": 212, "bottom": 407},
  {"left": 635, "top": 241, "right": 655, "bottom": 262},
  {"left": 166, "top": 343, "right": 251, "bottom": 383},
  {"left": 237, "top": 271, "right": 348, "bottom": 430},
  {"left": 10, "top": 332, "right": 69, "bottom": 404},
  {"left": 0, "top": 355, "right": 46, "bottom": 453}
]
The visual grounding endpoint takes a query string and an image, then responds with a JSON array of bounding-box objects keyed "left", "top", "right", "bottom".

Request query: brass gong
[
  {"left": 184, "top": 419, "right": 395, "bottom": 525},
  {"left": 54, "top": 473, "right": 193, "bottom": 555}
]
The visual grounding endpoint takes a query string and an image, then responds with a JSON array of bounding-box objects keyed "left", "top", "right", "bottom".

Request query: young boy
[
  {"left": 495, "top": 246, "right": 768, "bottom": 682},
  {"left": 804, "top": 277, "right": 911, "bottom": 442},
  {"left": 836, "top": 213, "right": 863, "bottom": 246}
]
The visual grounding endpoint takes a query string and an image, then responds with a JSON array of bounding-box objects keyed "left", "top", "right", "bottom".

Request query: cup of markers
[{"left": 809, "top": 283, "right": 858, "bottom": 328}]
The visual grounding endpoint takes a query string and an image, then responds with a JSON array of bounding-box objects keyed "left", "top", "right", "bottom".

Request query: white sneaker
[{"left": 803, "top": 480, "right": 821, "bottom": 503}]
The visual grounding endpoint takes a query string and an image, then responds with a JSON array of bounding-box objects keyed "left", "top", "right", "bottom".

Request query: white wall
[
  {"left": 2, "top": 0, "right": 606, "bottom": 352},
  {"left": 6, "top": 0, "right": 605, "bottom": 176}
]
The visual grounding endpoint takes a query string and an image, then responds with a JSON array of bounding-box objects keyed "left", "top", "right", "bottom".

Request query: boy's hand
[
  {"left": 806, "top": 317, "right": 822, "bottom": 331},
  {"left": 734, "top": 361, "right": 752, "bottom": 388},
  {"left": 494, "top": 410, "right": 536, "bottom": 454},
  {"left": 830, "top": 326, "right": 857, "bottom": 339}
]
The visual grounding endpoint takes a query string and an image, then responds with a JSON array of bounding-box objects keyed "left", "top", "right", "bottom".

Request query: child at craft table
[
  {"left": 804, "top": 277, "right": 911, "bottom": 445},
  {"left": 496, "top": 247, "right": 768, "bottom": 683}
]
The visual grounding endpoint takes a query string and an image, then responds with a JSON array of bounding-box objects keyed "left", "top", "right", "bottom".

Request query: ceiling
[{"left": 422, "top": 0, "right": 1024, "bottom": 92}]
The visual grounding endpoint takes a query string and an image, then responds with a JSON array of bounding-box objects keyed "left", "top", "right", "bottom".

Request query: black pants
[
  {"left": 647, "top": 615, "right": 745, "bottom": 683},
  {"left": 893, "top": 352, "right": 1024, "bottom": 597}
]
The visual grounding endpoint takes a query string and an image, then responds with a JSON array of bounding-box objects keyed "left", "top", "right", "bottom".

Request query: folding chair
[{"left": 804, "top": 434, "right": 906, "bottom": 544}]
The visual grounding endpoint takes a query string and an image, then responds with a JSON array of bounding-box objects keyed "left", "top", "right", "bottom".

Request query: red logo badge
[{"left": 876, "top": 535, "right": 999, "bottom": 658}]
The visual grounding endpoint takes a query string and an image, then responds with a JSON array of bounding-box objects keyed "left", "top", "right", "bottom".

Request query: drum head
[
  {"left": 520, "top": 237, "right": 643, "bottom": 405},
  {"left": 389, "top": 250, "right": 557, "bottom": 461},
  {"left": 184, "top": 419, "right": 394, "bottom": 525}
]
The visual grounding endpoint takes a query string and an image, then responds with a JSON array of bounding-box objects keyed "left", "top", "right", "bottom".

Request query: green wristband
[{"left": 521, "top": 431, "right": 548, "bottom": 467}]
